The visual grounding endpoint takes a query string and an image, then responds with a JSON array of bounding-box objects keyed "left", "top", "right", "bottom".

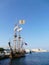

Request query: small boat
[
  {"left": 0, "top": 52, "right": 5, "bottom": 59},
  {"left": 8, "top": 20, "right": 27, "bottom": 59},
  {"left": 30, "top": 51, "right": 32, "bottom": 54}
]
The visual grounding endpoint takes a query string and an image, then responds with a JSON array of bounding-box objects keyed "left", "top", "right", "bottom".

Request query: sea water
[{"left": 0, "top": 52, "right": 49, "bottom": 65}]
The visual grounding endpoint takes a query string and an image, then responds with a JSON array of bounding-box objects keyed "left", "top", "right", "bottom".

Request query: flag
[
  {"left": 19, "top": 20, "right": 25, "bottom": 24},
  {"left": 25, "top": 42, "right": 27, "bottom": 45},
  {"left": 8, "top": 42, "right": 10, "bottom": 47}
]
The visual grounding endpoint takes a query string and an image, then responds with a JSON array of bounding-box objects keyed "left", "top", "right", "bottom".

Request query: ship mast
[
  {"left": 14, "top": 20, "right": 25, "bottom": 52},
  {"left": 14, "top": 24, "right": 18, "bottom": 52},
  {"left": 18, "top": 26, "right": 22, "bottom": 52},
  {"left": 14, "top": 28, "right": 17, "bottom": 52}
]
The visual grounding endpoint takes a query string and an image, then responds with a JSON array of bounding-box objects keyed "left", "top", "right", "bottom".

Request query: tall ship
[{"left": 8, "top": 20, "right": 27, "bottom": 59}]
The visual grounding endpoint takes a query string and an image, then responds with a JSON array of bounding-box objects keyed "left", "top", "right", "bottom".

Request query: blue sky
[{"left": 0, "top": 0, "right": 49, "bottom": 50}]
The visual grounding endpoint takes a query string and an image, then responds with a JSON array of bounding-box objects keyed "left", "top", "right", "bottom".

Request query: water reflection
[
  {"left": 0, "top": 59, "right": 10, "bottom": 65},
  {"left": 9, "top": 57, "right": 27, "bottom": 65},
  {"left": 0, "top": 57, "right": 27, "bottom": 65},
  {"left": 0, "top": 53, "right": 49, "bottom": 65}
]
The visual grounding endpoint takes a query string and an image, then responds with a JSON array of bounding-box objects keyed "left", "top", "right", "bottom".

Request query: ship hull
[{"left": 9, "top": 51, "right": 26, "bottom": 59}]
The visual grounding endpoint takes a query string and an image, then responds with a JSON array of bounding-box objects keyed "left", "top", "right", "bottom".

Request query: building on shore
[
  {"left": 31, "top": 48, "right": 48, "bottom": 52},
  {"left": 25, "top": 48, "right": 48, "bottom": 53}
]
